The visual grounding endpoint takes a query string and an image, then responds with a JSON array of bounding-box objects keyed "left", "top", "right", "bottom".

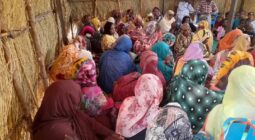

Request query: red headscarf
[{"left": 32, "top": 80, "right": 114, "bottom": 140}]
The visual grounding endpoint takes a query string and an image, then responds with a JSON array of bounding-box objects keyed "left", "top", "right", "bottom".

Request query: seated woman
[
  {"left": 182, "top": 16, "right": 197, "bottom": 32},
  {"left": 98, "top": 35, "right": 136, "bottom": 94},
  {"left": 192, "top": 29, "right": 214, "bottom": 58},
  {"left": 162, "top": 33, "right": 176, "bottom": 48},
  {"left": 210, "top": 50, "right": 254, "bottom": 91},
  {"left": 146, "top": 103, "right": 193, "bottom": 140},
  {"left": 32, "top": 80, "right": 123, "bottom": 140},
  {"left": 174, "top": 42, "right": 213, "bottom": 76},
  {"left": 202, "top": 66, "right": 255, "bottom": 139},
  {"left": 213, "top": 33, "right": 250, "bottom": 74},
  {"left": 113, "top": 50, "right": 166, "bottom": 102},
  {"left": 101, "top": 21, "right": 117, "bottom": 51},
  {"left": 174, "top": 23, "right": 193, "bottom": 59},
  {"left": 152, "top": 41, "right": 174, "bottom": 82},
  {"left": 116, "top": 74, "right": 163, "bottom": 140},
  {"left": 158, "top": 10, "right": 176, "bottom": 34},
  {"left": 165, "top": 60, "right": 223, "bottom": 133}
]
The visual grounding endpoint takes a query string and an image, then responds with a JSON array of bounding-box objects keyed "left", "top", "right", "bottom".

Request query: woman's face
[
  {"left": 167, "top": 14, "right": 174, "bottom": 20},
  {"left": 110, "top": 24, "right": 116, "bottom": 35},
  {"left": 183, "top": 28, "right": 190, "bottom": 37},
  {"left": 184, "top": 17, "right": 190, "bottom": 23}
]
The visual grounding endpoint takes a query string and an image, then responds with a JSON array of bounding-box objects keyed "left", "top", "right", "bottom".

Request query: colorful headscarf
[
  {"left": 144, "top": 21, "right": 157, "bottom": 35},
  {"left": 116, "top": 74, "right": 163, "bottom": 138},
  {"left": 166, "top": 60, "right": 223, "bottom": 133},
  {"left": 174, "top": 42, "right": 205, "bottom": 76},
  {"left": 192, "top": 29, "right": 213, "bottom": 55},
  {"left": 98, "top": 35, "right": 136, "bottom": 93},
  {"left": 152, "top": 41, "right": 174, "bottom": 81},
  {"left": 91, "top": 17, "right": 101, "bottom": 31},
  {"left": 162, "top": 33, "right": 176, "bottom": 46},
  {"left": 101, "top": 35, "right": 116, "bottom": 51},
  {"left": 203, "top": 66, "right": 255, "bottom": 139},
  {"left": 198, "top": 20, "right": 209, "bottom": 29},
  {"left": 212, "top": 50, "right": 254, "bottom": 90},
  {"left": 232, "top": 34, "right": 251, "bottom": 51},
  {"left": 146, "top": 103, "right": 193, "bottom": 140},
  {"left": 80, "top": 25, "right": 95, "bottom": 36},
  {"left": 50, "top": 44, "right": 89, "bottom": 81},
  {"left": 218, "top": 29, "right": 243, "bottom": 52},
  {"left": 140, "top": 50, "right": 166, "bottom": 86}
]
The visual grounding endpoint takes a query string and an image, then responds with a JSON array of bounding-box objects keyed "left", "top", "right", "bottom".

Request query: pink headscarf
[
  {"left": 182, "top": 42, "right": 204, "bottom": 61},
  {"left": 140, "top": 51, "right": 166, "bottom": 86},
  {"left": 80, "top": 26, "right": 95, "bottom": 36},
  {"left": 116, "top": 74, "right": 163, "bottom": 138}
]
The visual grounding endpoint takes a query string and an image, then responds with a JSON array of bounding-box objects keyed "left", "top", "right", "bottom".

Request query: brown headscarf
[{"left": 32, "top": 80, "right": 114, "bottom": 140}]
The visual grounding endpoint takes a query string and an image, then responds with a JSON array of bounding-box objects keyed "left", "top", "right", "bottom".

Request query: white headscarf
[
  {"left": 159, "top": 10, "right": 176, "bottom": 34},
  {"left": 203, "top": 65, "right": 255, "bottom": 139}
]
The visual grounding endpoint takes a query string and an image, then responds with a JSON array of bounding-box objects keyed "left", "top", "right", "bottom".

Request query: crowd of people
[{"left": 32, "top": 0, "right": 255, "bottom": 140}]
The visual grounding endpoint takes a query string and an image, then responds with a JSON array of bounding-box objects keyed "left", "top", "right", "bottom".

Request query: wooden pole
[
  {"left": 117, "top": 0, "right": 121, "bottom": 13},
  {"left": 139, "top": 0, "right": 142, "bottom": 15},
  {"left": 55, "top": 0, "right": 69, "bottom": 45},
  {"left": 24, "top": 0, "right": 49, "bottom": 89},
  {"left": 239, "top": 0, "right": 245, "bottom": 12},
  {"left": 93, "top": 0, "right": 97, "bottom": 17},
  {"left": 227, "top": 0, "right": 239, "bottom": 32}
]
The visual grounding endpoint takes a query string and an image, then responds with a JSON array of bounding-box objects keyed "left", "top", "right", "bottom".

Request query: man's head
[
  {"left": 248, "top": 12, "right": 254, "bottom": 21},
  {"left": 152, "top": 7, "right": 161, "bottom": 19}
]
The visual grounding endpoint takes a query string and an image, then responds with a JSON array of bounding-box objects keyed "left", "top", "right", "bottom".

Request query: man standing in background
[
  {"left": 197, "top": 0, "right": 218, "bottom": 27},
  {"left": 176, "top": 0, "right": 195, "bottom": 26}
]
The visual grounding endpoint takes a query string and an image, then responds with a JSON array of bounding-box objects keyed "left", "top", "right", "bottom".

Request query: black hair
[
  {"left": 104, "top": 21, "right": 114, "bottom": 35},
  {"left": 182, "top": 16, "right": 190, "bottom": 24}
]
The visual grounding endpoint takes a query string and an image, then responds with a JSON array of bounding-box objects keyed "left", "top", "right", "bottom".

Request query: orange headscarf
[{"left": 218, "top": 29, "right": 243, "bottom": 52}]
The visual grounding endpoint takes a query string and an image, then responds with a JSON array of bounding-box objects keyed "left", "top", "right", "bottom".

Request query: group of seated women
[{"left": 33, "top": 8, "right": 255, "bottom": 140}]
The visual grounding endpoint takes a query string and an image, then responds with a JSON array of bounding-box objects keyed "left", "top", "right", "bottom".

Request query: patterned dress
[{"left": 166, "top": 60, "right": 224, "bottom": 133}]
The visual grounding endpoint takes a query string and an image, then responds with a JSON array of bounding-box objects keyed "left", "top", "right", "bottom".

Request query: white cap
[
  {"left": 147, "top": 13, "right": 154, "bottom": 17},
  {"left": 107, "top": 17, "right": 115, "bottom": 24}
]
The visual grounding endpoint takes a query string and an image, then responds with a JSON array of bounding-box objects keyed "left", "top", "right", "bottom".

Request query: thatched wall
[
  {"left": 0, "top": 0, "right": 255, "bottom": 140},
  {"left": 0, "top": 0, "right": 61, "bottom": 139}
]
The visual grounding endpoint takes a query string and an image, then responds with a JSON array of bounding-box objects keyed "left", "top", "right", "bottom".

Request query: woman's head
[
  {"left": 104, "top": 21, "right": 115, "bottom": 35},
  {"left": 165, "top": 10, "right": 175, "bottom": 20},
  {"left": 91, "top": 17, "right": 101, "bottom": 31},
  {"left": 114, "top": 35, "right": 132, "bottom": 52},
  {"left": 232, "top": 34, "right": 251, "bottom": 51},
  {"left": 139, "top": 51, "right": 158, "bottom": 72},
  {"left": 198, "top": 20, "right": 209, "bottom": 30},
  {"left": 152, "top": 7, "right": 161, "bottom": 19},
  {"left": 152, "top": 41, "right": 172, "bottom": 61},
  {"left": 134, "top": 74, "right": 163, "bottom": 107},
  {"left": 181, "top": 60, "right": 209, "bottom": 85},
  {"left": 183, "top": 42, "right": 204, "bottom": 61},
  {"left": 180, "top": 23, "right": 191, "bottom": 37},
  {"left": 182, "top": 16, "right": 191, "bottom": 24},
  {"left": 163, "top": 33, "right": 176, "bottom": 46}
]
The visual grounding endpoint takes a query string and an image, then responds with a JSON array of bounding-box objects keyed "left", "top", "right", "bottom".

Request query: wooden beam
[
  {"left": 140, "top": 0, "right": 142, "bottom": 15},
  {"left": 239, "top": 0, "right": 245, "bottom": 12},
  {"left": 25, "top": 0, "right": 49, "bottom": 89},
  {"left": 227, "top": 0, "right": 239, "bottom": 32},
  {"left": 55, "top": 0, "right": 68, "bottom": 45},
  {"left": 93, "top": 0, "right": 97, "bottom": 17}
]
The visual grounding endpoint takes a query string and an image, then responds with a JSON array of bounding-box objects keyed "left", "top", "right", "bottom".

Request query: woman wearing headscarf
[
  {"left": 192, "top": 29, "right": 214, "bottom": 58},
  {"left": 98, "top": 35, "right": 136, "bottom": 94},
  {"left": 162, "top": 33, "right": 176, "bottom": 47},
  {"left": 159, "top": 10, "right": 176, "bottom": 34},
  {"left": 174, "top": 42, "right": 214, "bottom": 76},
  {"left": 165, "top": 60, "right": 223, "bottom": 133},
  {"left": 212, "top": 30, "right": 245, "bottom": 74},
  {"left": 202, "top": 66, "right": 255, "bottom": 140},
  {"left": 101, "top": 21, "right": 117, "bottom": 51},
  {"left": 182, "top": 16, "right": 197, "bottom": 32},
  {"left": 113, "top": 51, "right": 166, "bottom": 102},
  {"left": 210, "top": 50, "right": 254, "bottom": 91},
  {"left": 152, "top": 41, "right": 174, "bottom": 82},
  {"left": 146, "top": 103, "right": 193, "bottom": 140},
  {"left": 175, "top": 23, "right": 193, "bottom": 58},
  {"left": 32, "top": 80, "right": 123, "bottom": 140},
  {"left": 116, "top": 74, "right": 163, "bottom": 139},
  {"left": 198, "top": 20, "right": 210, "bottom": 30}
]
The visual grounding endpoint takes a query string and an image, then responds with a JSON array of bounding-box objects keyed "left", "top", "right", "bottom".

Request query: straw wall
[{"left": 0, "top": 0, "right": 62, "bottom": 139}]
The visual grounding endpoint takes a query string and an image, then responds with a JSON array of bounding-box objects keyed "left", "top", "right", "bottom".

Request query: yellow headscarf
[
  {"left": 192, "top": 29, "right": 213, "bottom": 56},
  {"left": 91, "top": 17, "right": 101, "bottom": 30},
  {"left": 232, "top": 34, "right": 251, "bottom": 51},
  {"left": 101, "top": 35, "right": 116, "bottom": 51},
  {"left": 203, "top": 65, "right": 255, "bottom": 139},
  {"left": 198, "top": 20, "right": 209, "bottom": 29}
]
